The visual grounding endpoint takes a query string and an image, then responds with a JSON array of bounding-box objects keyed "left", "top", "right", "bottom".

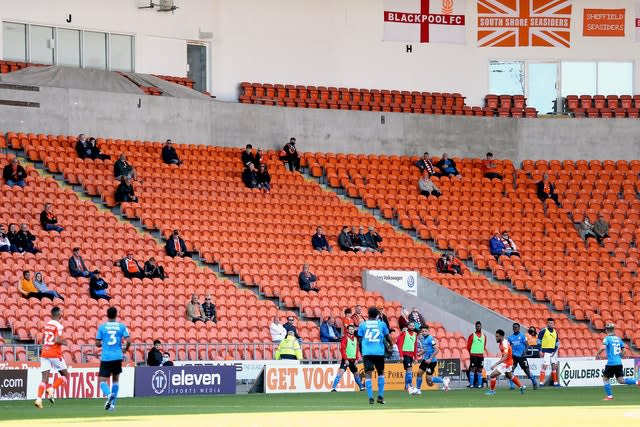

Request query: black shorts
[
  {"left": 470, "top": 355, "right": 484, "bottom": 369},
  {"left": 363, "top": 355, "right": 385, "bottom": 375},
  {"left": 602, "top": 365, "right": 624, "bottom": 379},
  {"left": 513, "top": 356, "right": 529, "bottom": 371},
  {"left": 339, "top": 359, "right": 358, "bottom": 373},
  {"left": 419, "top": 360, "right": 438, "bottom": 375},
  {"left": 402, "top": 355, "right": 413, "bottom": 370},
  {"left": 99, "top": 360, "right": 123, "bottom": 378}
]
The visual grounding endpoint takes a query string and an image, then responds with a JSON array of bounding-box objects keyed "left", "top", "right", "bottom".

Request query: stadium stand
[{"left": 564, "top": 95, "right": 640, "bottom": 118}]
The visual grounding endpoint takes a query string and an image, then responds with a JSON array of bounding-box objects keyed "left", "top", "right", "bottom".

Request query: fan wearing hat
[{"left": 595, "top": 323, "right": 638, "bottom": 400}]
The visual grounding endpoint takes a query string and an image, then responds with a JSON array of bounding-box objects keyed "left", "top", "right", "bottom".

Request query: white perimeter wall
[{"left": 0, "top": 0, "right": 639, "bottom": 103}]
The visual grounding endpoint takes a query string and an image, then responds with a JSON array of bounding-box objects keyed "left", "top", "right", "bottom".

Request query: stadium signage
[
  {"left": 367, "top": 270, "right": 418, "bottom": 296},
  {"left": 264, "top": 364, "right": 357, "bottom": 393},
  {"left": 47, "top": 366, "right": 135, "bottom": 399},
  {"left": 135, "top": 366, "right": 236, "bottom": 396},
  {"left": 0, "top": 369, "right": 28, "bottom": 400},
  {"left": 173, "top": 359, "right": 299, "bottom": 381},
  {"left": 583, "top": 9, "right": 625, "bottom": 37},
  {"left": 559, "top": 360, "right": 635, "bottom": 387}
]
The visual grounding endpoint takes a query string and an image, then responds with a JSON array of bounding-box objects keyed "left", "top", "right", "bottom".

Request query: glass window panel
[
  {"left": 597, "top": 62, "right": 633, "bottom": 96},
  {"left": 489, "top": 60, "right": 524, "bottom": 95},
  {"left": 30, "top": 25, "right": 54, "bottom": 65},
  {"left": 57, "top": 28, "right": 80, "bottom": 67},
  {"left": 2, "top": 22, "right": 27, "bottom": 62},
  {"left": 110, "top": 34, "right": 133, "bottom": 72},
  {"left": 84, "top": 31, "right": 107, "bottom": 69},
  {"left": 560, "top": 62, "right": 596, "bottom": 97}
]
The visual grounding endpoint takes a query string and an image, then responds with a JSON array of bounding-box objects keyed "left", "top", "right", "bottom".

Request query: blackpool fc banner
[
  {"left": 477, "top": 0, "right": 572, "bottom": 47},
  {"left": 383, "top": 0, "right": 466, "bottom": 44}
]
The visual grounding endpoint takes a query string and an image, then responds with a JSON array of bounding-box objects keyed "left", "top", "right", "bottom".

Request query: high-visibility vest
[{"left": 470, "top": 333, "right": 485, "bottom": 354}]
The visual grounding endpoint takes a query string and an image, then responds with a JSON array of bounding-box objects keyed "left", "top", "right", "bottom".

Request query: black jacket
[
  {"left": 14, "top": 230, "right": 36, "bottom": 251},
  {"left": 76, "top": 140, "right": 92, "bottom": 159},
  {"left": 165, "top": 237, "right": 187, "bottom": 257},
  {"left": 147, "top": 348, "right": 163, "bottom": 366},
  {"left": 242, "top": 168, "right": 257, "bottom": 188},
  {"left": 40, "top": 210, "right": 58, "bottom": 229},
  {"left": 115, "top": 182, "right": 136, "bottom": 202},
  {"left": 69, "top": 256, "right": 88, "bottom": 277},
  {"left": 3, "top": 164, "right": 27, "bottom": 182},
  {"left": 89, "top": 276, "right": 109, "bottom": 298},
  {"left": 256, "top": 170, "right": 271, "bottom": 184},
  {"left": 162, "top": 145, "right": 180, "bottom": 164},
  {"left": 241, "top": 151, "right": 255, "bottom": 167}
]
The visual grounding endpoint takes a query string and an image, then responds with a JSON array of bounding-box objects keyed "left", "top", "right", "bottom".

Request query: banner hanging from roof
[
  {"left": 636, "top": 4, "right": 640, "bottom": 42},
  {"left": 477, "top": 0, "right": 573, "bottom": 47},
  {"left": 383, "top": 0, "right": 466, "bottom": 44},
  {"left": 583, "top": 9, "right": 625, "bottom": 37}
]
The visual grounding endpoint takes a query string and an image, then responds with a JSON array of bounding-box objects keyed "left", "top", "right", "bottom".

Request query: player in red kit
[
  {"left": 485, "top": 329, "right": 525, "bottom": 396},
  {"left": 397, "top": 322, "right": 419, "bottom": 393},
  {"left": 330, "top": 324, "right": 365, "bottom": 392},
  {"left": 35, "top": 306, "right": 69, "bottom": 409}
]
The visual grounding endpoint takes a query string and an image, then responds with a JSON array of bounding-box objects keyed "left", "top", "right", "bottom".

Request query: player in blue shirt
[
  {"left": 357, "top": 306, "right": 391, "bottom": 405},
  {"left": 507, "top": 323, "right": 537, "bottom": 389},
  {"left": 412, "top": 325, "right": 449, "bottom": 395},
  {"left": 96, "top": 307, "right": 130, "bottom": 411},
  {"left": 595, "top": 323, "right": 637, "bottom": 400}
]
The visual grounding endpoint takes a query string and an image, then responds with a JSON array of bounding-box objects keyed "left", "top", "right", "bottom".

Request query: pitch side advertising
[
  {"left": 34, "top": 365, "right": 135, "bottom": 399},
  {"left": 264, "top": 364, "right": 357, "bottom": 393},
  {"left": 173, "top": 359, "right": 299, "bottom": 381},
  {"left": 367, "top": 270, "right": 418, "bottom": 296},
  {"left": 0, "top": 370, "right": 28, "bottom": 400},
  {"left": 135, "top": 366, "right": 236, "bottom": 396}
]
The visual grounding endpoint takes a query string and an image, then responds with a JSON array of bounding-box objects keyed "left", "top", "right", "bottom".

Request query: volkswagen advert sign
[{"left": 135, "top": 366, "right": 236, "bottom": 396}]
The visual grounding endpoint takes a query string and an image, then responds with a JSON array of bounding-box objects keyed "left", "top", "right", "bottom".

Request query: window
[
  {"left": 561, "top": 61, "right": 633, "bottom": 96},
  {"left": 110, "top": 34, "right": 134, "bottom": 72},
  {"left": 489, "top": 60, "right": 525, "bottom": 95},
  {"left": 2, "top": 22, "right": 27, "bottom": 62},
  {"left": 30, "top": 25, "right": 54, "bottom": 65},
  {"left": 57, "top": 28, "right": 80, "bottom": 67},
  {"left": 83, "top": 31, "right": 107, "bottom": 69},
  {"left": 560, "top": 62, "right": 596, "bottom": 97},
  {"left": 597, "top": 62, "right": 633, "bottom": 96}
]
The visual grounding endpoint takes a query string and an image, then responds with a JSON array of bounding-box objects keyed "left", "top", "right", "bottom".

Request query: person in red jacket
[
  {"left": 330, "top": 324, "right": 365, "bottom": 392},
  {"left": 397, "top": 322, "right": 419, "bottom": 393},
  {"left": 466, "top": 321, "right": 487, "bottom": 388}
]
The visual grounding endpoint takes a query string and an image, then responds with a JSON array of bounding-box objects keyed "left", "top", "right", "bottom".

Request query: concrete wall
[
  {"left": 1, "top": 85, "right": 638, "bottom": 162},
  {"left": 363, "top": 272, "right": 513, "bottom": 352}
]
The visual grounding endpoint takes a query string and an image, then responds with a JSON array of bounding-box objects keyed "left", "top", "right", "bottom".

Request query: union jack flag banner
[{"left": 477, "top": 0, "right": 573, "bottom": 47}]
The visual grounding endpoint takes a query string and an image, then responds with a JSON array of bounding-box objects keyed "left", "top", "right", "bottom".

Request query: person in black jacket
[
  {"left": 144, "top": 257, "right": 165, "bottom": 279},
  {"left": 161, "top": 139, "right": 182, "bottom": 165},
  {"left": 6, "top": 223, "right": 19, "bottom": 251},
  {"left": 89, "top": 270, "right": 111, "bottom": 300},
  {"left": 69, "top": 247, "right": 92, "bottom": 278},
  {"left": 13, "top": 223, "right": 39, "bottom": 253},
  {"left": 165, "top": 230, "right": 188, "bottom": 257},
  {"left": 75, "top": 134, "right": 92, "bottom": 159},
  {"left": 114, "top": 177, "right": 138, "bottom": 203},
  {"left": 280, "top": 138, "right": 300, "bottom": 172},
  {"left": 117, "top": 253, "right": 144, "bottom": 279},
  {"left": 536, "top": 173, "right": 560, "bottom": 206},
  {"left": 311, "top": 226, "right": 332, "bottom": 252},
  {"left": 414, "top": 152, "right": 440, "bottom": 177},
  {"left": 40, "top": 203, "right": 64, "bottom": 232},
  {"left": 436, "top": 153, "right": 460, "bottom": 177},
  {"left": 256, "top": 163, "right": 271, "bottom": 193},
  {"left": 87, "top": 137, "right": 110, "bottom": 160},
  {"left": 3, "top": 157, "right": 27, "bottom": 187},
  {"left": 241, "top": 144, "right": 255, "bottom": 167},
  {"left": 361, "top": 225, "right": 384, "bottom": 253},
  {"left": 147, "top": 340, "right": 163, "bottom": 366},
  {"left": 298, "top": 264, "right": 319, "bottom": 292},
  {"left": 242, "top": 163, "right": 258, "bottom": 188},
  {"left": 114, "top": 153, "right": 139, "bottom": 181}
]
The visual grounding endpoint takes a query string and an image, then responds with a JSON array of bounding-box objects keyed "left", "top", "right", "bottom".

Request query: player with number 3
[{"left": 96, "top": 306, "right": 130, "bottom": 411}]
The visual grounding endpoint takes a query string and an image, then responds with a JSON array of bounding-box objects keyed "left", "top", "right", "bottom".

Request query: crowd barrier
[{"left": 2, "top": 356, "right": 639, "bottom": 399}]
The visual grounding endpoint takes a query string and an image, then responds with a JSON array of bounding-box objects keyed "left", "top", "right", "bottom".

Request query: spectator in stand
[
  {"left": 87, "top": 137, "right": 111, "bottom": 160},
  {"left": 398, "top": 308, "right": 410, "bottom": 332},
  {"left": 143, "top": 257, "right": 165, "bottom": 279},
  {"left": 489, "top": 232, "right": 506, "bottom": 259},
  {"left": 89, "top": 270, "right": 111, "bottom": 301},
  {"left": 241, "top": 144, "right": 255, "bottom": 167},
  {"left": 436, "top": 253, "right": 462, "bottom": 274},
  {"left": 299, "top": 264, "right": 319, "bottom": 292},
  {"left": 536, "top": 173, "right": 559, "bottom": 206},
  {"left": 482, "top": 152, "right": 503, "bottom": 180},
  {"left": 6, "top": 223, "right": 19, "bottom": 251},
  {"left": 114, "top": 177, "right": 138, "bottom": 203},
  {"left": 311, "top": 226, "right": 332, "bottom": 252},
  {"left": 186, "top": 294, "right": 207, "bottom": 323},
  {"left": 341, "top": 308, "right": 354, "bottom": 334},
  {"left": 147, "top": 340, "right": 163, "bottom": 366},
  {"left": 415, "top": 152, "right": 440, "bottom": 177},
  {"left": 3, "top": 157, "right": 27, "bottom": 188},
  {"left": 165, "top": 230, "right": 188, "bottom": 257},
  {"left": 377, "top": 306, "right": 391, "bottom": 331},
  {"left": 69, "top": 247, "right": 91, "bottom": 278},
  {"left": 436, "top": 153, "right": 460, "bottom": 177},
  {"left": 351, "top": 305, "right": 366, "bottom": 326},
  {"left": 253, "top": 148, "right": 265, "bottom": 168},
  {"left": 275, "top": 330, "right": 303, "bottom": 360},
  {"left": 256, "top": 163, "right": 271, "bottom": 193},
  {"left": 409, "top": 307, "right": 426, "bottom": 330},
  {"left": 362, "top": 226, "right": 384, "bottom": 253},
  {"left": 161, "top": 139, "right": 182, "bottom": 165},
  {"left": 348, "top": 226, "right": 374, "bottom": 252},
  {"left": 270, "top": 316, "right": 287, "bottom": 343},
  {"left": 0, "top": 224, "right": 14, "bottom": 253},
  {"left": 118, "top": 252, "right": 144, "bottom": 279},
  {"left": 338, "top": 226, "right": 369, "bottom": 252},
  {"left": 18, "top": 271, "right": 51, "bottom": 300},
  {"left": 161, "top": 352, "right": 174, "bottom": 366},
  {"left": 525, "top": 326, "right": 540, "bottom": 358},
  {"left": 592, "top": 213, "right": 609, "bottom": 244},
  {"left": 280, "top": 137, "right": 301, "bottom": 172},
  {"left": 500, "top": 231, "right": 520, "bottom": 257},
  {"left": 114, "top": 153, "right": 139, "bottom": 181},
  {"left": 320, "top": 316, "right": 341, "bottom": 342},
  {"left": 202, "top": 294, "right": 217, "bottom": 323},
  {"left": 33, "top": 272, "right": 64, "bottom": 301},
  {"left": 75, "top": 134, "right": 92, "bottom": 159},
  {"left": 578, "top": 216, "right": 597, "bottom": 243},
  {"left": 40, "top": 203, "right": 64, "bottom": 232},
  {"left": 283, "top": 316, "right": 301, "bottom": 340},
  {"left": 13, "top": 223, "right": 40, "bottom": 254},
  {"left": 242, "top": 163, "right": 258, "bottom": 189},
  {"left": 418, "top": 171, "right": 441, "bottom": 197}
]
